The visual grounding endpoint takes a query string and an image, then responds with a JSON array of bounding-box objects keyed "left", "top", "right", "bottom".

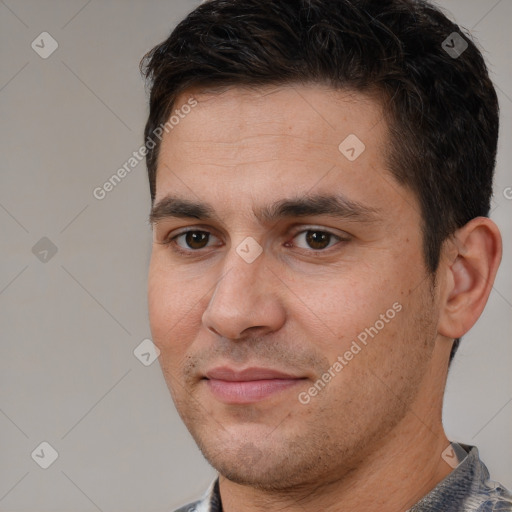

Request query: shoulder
[
  {"left": 172, "top": 501, "right": 203, "bottom": 512},
  {"left": 466, "top": 477, "right": 512, "bottom": 511},
  {"left": 408, "top": 443, "right": 512, "bottom": 512},
  {"left": 171, "top": 479, "right": 221, "bottom": 512},
  {"left": 459, "top": 444, "right": 512, "bottom": 511}
]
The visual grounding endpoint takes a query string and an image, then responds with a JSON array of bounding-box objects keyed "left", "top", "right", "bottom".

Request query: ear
[{"left": 438, "top": 217, "right": 502, "bottom": 339}]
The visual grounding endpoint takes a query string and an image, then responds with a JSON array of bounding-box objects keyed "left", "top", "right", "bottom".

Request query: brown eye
[
  {"left": 182, "top": 231, "right": 210, "bottom": 250},
  {"left": 162, "top": 229, "right": 221, "bottom": 257},
  {"left": 292, "top": 229, "right": 341, "bottom": 251},
  {"left": 305, "top": 231, "right": 331, "bottom": 250}
]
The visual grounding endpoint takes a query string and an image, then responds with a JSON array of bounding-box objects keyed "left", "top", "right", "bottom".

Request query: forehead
[
  {"left": 163, "top": 84, "right": 385, "bottom": 159},
  {"left": 153, "top": 84, "right": 417, "bottom": 225}
]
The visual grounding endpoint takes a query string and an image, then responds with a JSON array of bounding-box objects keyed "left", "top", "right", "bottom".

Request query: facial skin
[{"left": 147, "top": 84, "right": 502, "bottom": 511}]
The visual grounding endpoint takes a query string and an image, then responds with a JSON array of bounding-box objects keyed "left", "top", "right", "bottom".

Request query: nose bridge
[
  {"left": 215, "top": 229, "right": 266, "bottom": 293},
  {"left": 202, "top": 240, "right": 285, "bottom": 339},
  {"left": 208, "top": 241, "right": 265, "bottom": 317}
]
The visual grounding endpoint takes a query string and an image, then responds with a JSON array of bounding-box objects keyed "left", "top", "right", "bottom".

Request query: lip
[
  {"left": 205, "top": 366, "right": 301, "bottom": 381},
  {"left": 203, "top": 366, "right": 306, "bottom": 404}
]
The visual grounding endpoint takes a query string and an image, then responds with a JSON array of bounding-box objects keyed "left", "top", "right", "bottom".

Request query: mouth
[{"left": 203, "top": 366, "right": 307, "bottom": 404}]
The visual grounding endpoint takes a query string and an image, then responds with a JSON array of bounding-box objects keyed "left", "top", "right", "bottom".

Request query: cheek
[
  {"left": 294, "top": 272, "right": 395, "bottom": 348},
  {"left": 148, "top": 259, "right": 168, "bottom": 335},
  {"left": 297, "top": 269, "right": 418, "bottom": 382},
  {"left": 147, "top": 255, "right": 198, "bottom": 352}
]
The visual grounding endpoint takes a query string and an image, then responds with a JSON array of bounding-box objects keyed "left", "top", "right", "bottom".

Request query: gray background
[{"left": 0, "top": 1, "right": 510, "bottom": 510}]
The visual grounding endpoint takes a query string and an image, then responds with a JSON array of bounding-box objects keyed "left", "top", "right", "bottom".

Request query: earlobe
[{"left": 438, "top": 217, "right": 502, "bottom": 340}]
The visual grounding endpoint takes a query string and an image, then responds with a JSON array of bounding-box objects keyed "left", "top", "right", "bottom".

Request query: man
[{"left": 140, "top": 0, "right": 511, "bottom": 510}]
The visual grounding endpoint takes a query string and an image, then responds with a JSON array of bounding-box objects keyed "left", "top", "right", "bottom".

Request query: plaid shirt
[{"left": 173, "top": 443, "right": 512, "bottom": 512}]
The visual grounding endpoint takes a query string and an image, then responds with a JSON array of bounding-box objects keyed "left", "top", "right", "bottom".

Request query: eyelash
[{"left": 160, "top": 227, "right": 347, "bottom": 257}]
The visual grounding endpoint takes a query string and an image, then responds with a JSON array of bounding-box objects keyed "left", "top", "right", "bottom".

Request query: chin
[{"left": 194, "top": 431, "right": 331, "bottom": 491}]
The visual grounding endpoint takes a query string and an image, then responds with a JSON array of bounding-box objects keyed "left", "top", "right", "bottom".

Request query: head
[{"left": 142, "top": 0, "right": 501, "bottom": 492}]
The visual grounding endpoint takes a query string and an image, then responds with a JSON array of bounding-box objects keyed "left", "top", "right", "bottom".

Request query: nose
[{"left": 201, "top": 246, "right": 286, "bottom": 340}]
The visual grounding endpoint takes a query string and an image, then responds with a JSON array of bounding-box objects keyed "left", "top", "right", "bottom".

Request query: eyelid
[
  {"left": 162, "top": 226, "right": 221, "bottom": 249},
  {"left": 163, "top": 224, "right": 348, "bottom": 242},
  {"left": 162, "top": 225, "right": 350, "bottom": 257},
  {"left": 288, "top": 224, "right": 350, "bottom": 239},
  {"left": 159, "top": 224, "right": 218, "bottom": 242},
  {"left": 287, "top": 226, "right": 349, "bottom": 252}
]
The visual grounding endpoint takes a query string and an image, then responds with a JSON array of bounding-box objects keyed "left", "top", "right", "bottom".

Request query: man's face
[{"left": 148, "top": 84, "right": 442, "bottom": 489}]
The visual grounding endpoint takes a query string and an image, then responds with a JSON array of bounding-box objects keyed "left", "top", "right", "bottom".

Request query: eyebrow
[{"left": 149, "top": 193, "right": 381, "bottom": 227}]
